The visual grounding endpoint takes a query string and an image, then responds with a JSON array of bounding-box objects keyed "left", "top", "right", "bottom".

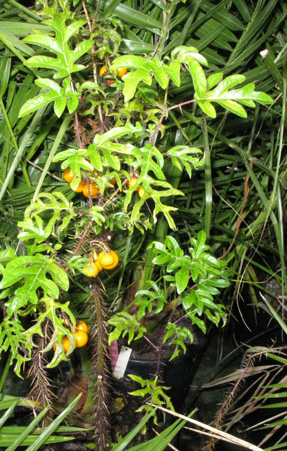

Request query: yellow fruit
[
  {"left": 129, "top": 177, "right": 140, "bottom": 191},
  {"left": 94, "top": 260, "right": 103, "bottom": 271},
  {"left": 73, "top": 330, "right": 88, "bottom": 348},
  {"left": 117, "top": 67, "right": 128, "bottom": 77},
  {"left": 70, "top": 180, "right": 85, "bottom": 193},
  {"left": 76, "top": 320, "right": 89, "bottom": 333},
  {"left": 83, "top": 260, "right": 102, "bottom": 277},
  {"left": 138, "top": 187, "right": 145, "bottom": 198},
  {"left": 83, "top": 183, "right": 99, "bottom": 198},
  {"left": 98, "top": 250, "right": 119, "bottom": 270},
  {"left": 99, "top": 64, "right": 107, "bottom": 76},
  {"left": 53, "top": 336, "right": 71, "bottom": 354},
  {"left": 63, "top": 168, "right": 76, "bottom": 183}
]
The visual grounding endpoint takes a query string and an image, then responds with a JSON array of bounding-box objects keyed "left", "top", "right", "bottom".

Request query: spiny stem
[{"left": 90, "top": 286, "right": 111, "bottom": 450}]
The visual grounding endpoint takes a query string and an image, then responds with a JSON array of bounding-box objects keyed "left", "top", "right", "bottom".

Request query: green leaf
[
  {"left": 163, "top": 60, "right": 181, "bottom": 87},
  {"left": 23, "top": 297, "right": 76, "bottom": 367},
  {"left": 132, "top": 144, "right": 165, "bottom": 180},
  {"left": 187, "top": 58, "right": 207, "bottom": 98},
  {"left": 196, "top": 75, "right": 273, "bottom": 117},
  {"left": 0, "top": 317, "right": 32, "bottom": 377},
  {"left": 196, "top": 100, "right": 217, "bottom": 118},
  {"left": 216, "top": 99, "right": 247, "bottom": 117},
  {"left": 167, "top": 146, "right": 205, "bottom": 177},
  {"left": 1, "top": 256, "right": 69, "bottom": 315},
  {"left": 18, "top": 80, "right": 66, "bottom": 118},
  {"left": 23, "top": 14, "right": 94, "bottom": 78},
  {"left": 175, "top": 266, "right": 190, "bottom": 294},
  {"left": 122, "top": 69, "right": 152, "bottom": 102}
]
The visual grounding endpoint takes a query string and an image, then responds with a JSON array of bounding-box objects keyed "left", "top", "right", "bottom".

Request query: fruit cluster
[
  {"left": 63, "top": 168, "right": 99, "bottom": 198},
  {"left": 54, "top": 320, "right": 89, "bottom": 354},
  {"left": 83, "top": 250, "right": 119, "bottom": 277}
]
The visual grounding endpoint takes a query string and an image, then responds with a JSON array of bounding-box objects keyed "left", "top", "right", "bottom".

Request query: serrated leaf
[
  {"left": 132, "top": 144, "right": 165, "bottom": 180},
  {"left": 23, "top": 13, "right": 93, "bottom": 79},
  {"left": 54, "top": 96, "right": 67, "bottom": 117},
  {"left": 1, "top": 256, "right": 69, "bottom": 315},
  {"left": 19, "top": 89, "right": 65, "bottom": 118},
  {"left": 151, "top": 58, "right": 169, "bottom": 89},
  {"left": 197, "top": 77, "right": 273, "bottom": 118},
  {"left": 167, "top": 146, "right": 205, "bottom": 177}
]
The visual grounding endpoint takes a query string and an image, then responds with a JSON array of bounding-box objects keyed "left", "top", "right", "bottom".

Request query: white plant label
[{"left": 112, "top": 345, "right": 132, "bottom": 379}]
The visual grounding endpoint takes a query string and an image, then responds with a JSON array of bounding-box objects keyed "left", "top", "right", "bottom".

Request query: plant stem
[
  {"left": 0, "top": 107, "right": 46, "bottom": 202},
  {"left": 33, "top": 114, "right": 72, "bottom": 201},
  {"left": 155, "top": 0, "right": 177, "bottom": 59}
]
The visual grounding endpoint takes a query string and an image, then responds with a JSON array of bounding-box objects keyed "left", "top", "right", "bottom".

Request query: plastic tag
[{"left": 112, "top": 345, "right": 132, "bottom": 379}]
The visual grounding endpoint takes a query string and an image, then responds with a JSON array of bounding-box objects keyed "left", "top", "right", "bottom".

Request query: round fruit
[
  {"left": 99, "top": 64, "right": 107, "bottom": 76},
  {"left": 117, "top": 67, "right": 128, "bottom": 77},
  {"left": 83, "top": 260, "right": 102, "bottom": 277},
  {"left": 98, "top": 252, "right": 114, "bottom": 267},
  {"left": 98, "top": 250, "right": 119, "bottom": 270},
  {"left": 70, "top": 180, "right": 85, "bottom": 193},
  {"left": 104, "top": 78, "right": 116, "bottom": 87},
  {"left": 73, "top": 330, "right": 89, "bottom": 348},
  {"left": 83, "top": 263, "right": 96, "bottom": 277},
  {"left": 94, "top": 260, "right": 103, "bottom": 271},
  {"left": 83, "top": 183, "right": 99, "bottom": 198},
  {"left": 76, "top": 320, "right": 89, "bottom": 333},
  {"left": 53, "top": 336, "right": 71, "bottom": 354},
  {"left": 63, "top": 168, "right": 76, "bottom": 183},
  {"left": 129, "top": 177, "right": 140, "bottom": 191},
  {"left": 138, "top": 187, "right": 145, "bottom": 198},
  {"left": 61, "top": 336, "right": 71, "bottom": 353}
]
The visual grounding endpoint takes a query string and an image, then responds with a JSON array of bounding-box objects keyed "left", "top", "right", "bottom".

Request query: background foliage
[{"left": 0, "top": 0, "right": 286, "bottom": 450}]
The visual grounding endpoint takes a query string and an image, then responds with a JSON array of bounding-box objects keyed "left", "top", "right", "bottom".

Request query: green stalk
[
  {"left": 0, "top": 96, "right": 19, "bottom": 153},
  {"left": 6, "top": 0, "right": 41, "bottom": 21},
  {"left": 0, "top": 353, "right": 12, "bottom": 393},
  {"left": 0, "top": 107, "right": 46, "bottom": 202},
  {"left": 271, "top": 77, "right": 286, "bottom": 306},
  {"left": 0, "top": 32, "right": 27, "bottom": 66},
  {"left": 155, "top": 0, "right": 177, "bottom": 58},
  {"left": 203, "top": 120, "right": 212, "bottom": 240},
  {"left": 33, "top": 114, "right": 72, "bottom": 201}
]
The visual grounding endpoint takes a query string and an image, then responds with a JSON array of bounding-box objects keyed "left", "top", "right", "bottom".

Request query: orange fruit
[
  {"left": 76, "top": 320, "right": 89, "bottom": 333},
  {"left": 117, "top": 67, "right": 128, "bottom": 77},
  {"left": 70, "top": 180, "right": 85, "bottom": 193},
  {"left": 98, "top": 250, "right": 119, "bottom": 270},
  {"left": 73, "top": 330, "right": 88, "bottom": 348},
  {"left": 63, "top": 168, "right": 75, "bottom": 183},
  {"left": 53, "top": 336, "right": 71, "bottom": 354},
  {"left": 99, "top": 64, "right": 107, "bottom": 76},
  {"left": 129, "top": 177, "right": 140, "bottom": 191},
  {"left": 83, "top": 183, "right": 99, "bottom": 198},
  {"left": 83, "top": 261, "right": 102, "bottom": 277}
]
